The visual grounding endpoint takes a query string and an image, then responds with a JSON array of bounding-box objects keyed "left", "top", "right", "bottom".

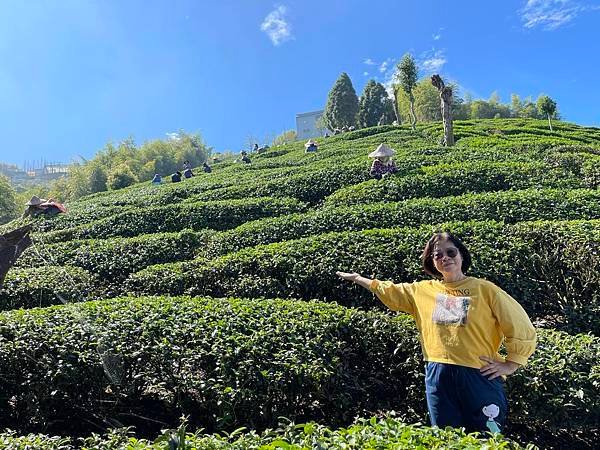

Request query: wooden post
[
  {"left": 431, "top": 74, "right": 455, "bottom": 146},
  {"left": 0, "top": 224, "right": 32, "bottom": 287}
]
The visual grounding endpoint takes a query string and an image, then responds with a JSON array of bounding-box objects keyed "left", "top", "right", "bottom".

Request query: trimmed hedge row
[
  {"left": 0, "top": 417, "right": 535, "bottom": 449},
  {"left": 126, "top": 220, "right": 600, "bottom": 334},
  {"left": 0, "top": 296, "right": 596, "bottom": 439},
  {"left": 0, "top": 266, "right": 98, "bottom": 311},
  {"left": 203, "top": 188, "right": 600, "bottom": 258},
  {"left": 15, "top": 229, "right": 214, "bottom": 285},
  {"left": 325, "top": 160, "right": 586, "bottom": 206},
  {"left": 38, "top": 197, "right": 306, "bottom": 243}
]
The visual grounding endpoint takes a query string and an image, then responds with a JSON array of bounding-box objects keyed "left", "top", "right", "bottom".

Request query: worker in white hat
[
  {"left": 304, "top": 139, "right": 318, "bottom": 153},
  {"left": 368, "top": 143, "right": 398, "bottom": 180}
]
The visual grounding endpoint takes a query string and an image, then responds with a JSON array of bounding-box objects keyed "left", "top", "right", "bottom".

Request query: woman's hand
[
  {"left": 336, "top": 271, "right": 360, "bottom": 282},
  {"left": 479, "top": 356, "right": 520, "bottom": 380}
]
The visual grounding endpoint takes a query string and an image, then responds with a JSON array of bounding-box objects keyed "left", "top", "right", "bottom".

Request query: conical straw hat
[
  {"left": 304, "top": 139, "right": 318, "bottom": 147},
  {"left": 26, "top": 195, "right": 47, "bottom": 206},
  {"left": 368, "top": 143, "right": 395, "bottom": 158}
]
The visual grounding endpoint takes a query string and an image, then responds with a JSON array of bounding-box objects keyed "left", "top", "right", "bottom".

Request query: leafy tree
[
  {"left": 511, "top": 94, "right": 523, "bottom": 117},
  {"left": 323, "top": 72, "right": 359, "bottom": 130},
  {"left": 396, "top": 79, "right": 441, "bottom": 123},
  {"left": 396, "top": 53, "right": 418, "bottom": 130},
  {"left": 0, "top": 175, "right": 18, "bottom": 224},
  {"left": 88, "top": 163, "right": 108, "bottom": 194},
  {"left": 537, "top": 95, "right": 558, "bottom": 131},
  {"left": 107, "top": 164, "right": 138, "bottom": 190},
  {"left": 381, "top": 98, "right": 397, "bottom": 125},
  {"left": 272, "top": 130, "right": 297, "bottom": 146},
  {"left": 357, "top": 80, "right": 392, "bottom": 128}
]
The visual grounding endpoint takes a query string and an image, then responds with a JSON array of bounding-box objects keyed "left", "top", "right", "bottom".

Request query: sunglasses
[{"left": 432, "top": 248, "right": 459, "bottom": 260}]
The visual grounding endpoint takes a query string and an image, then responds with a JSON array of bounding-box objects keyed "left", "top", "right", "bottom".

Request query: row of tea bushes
[
  {"left": 0, "top": 417, "right": 535, "bottom": 449},
  {"left": 0, "top": 265, "right": 98, "bottom": 311},
  {"left": 37, "top": 197, "right": 306, "bottom": 243},
  {"left": 325, "top": 160, "right": 587, "bottom": 206},
  {"left": 203, "top": 188, "right": 600, "bottom": 258},
  {"left": 127, "top": 220, "right": 600, "bottom": 334},
  {"left": 15, "top": 229, "right": 214, "bottom": 284},
  {"left": 0, "top": 296, "right": 596, "bottom": 439}
]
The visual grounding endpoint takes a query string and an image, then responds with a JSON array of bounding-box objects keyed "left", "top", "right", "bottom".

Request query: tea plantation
[{"left": 1, "top": 119, "right": 599, "bottom": 449}]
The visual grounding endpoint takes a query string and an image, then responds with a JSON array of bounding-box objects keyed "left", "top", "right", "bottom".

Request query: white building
[{"left": 296, "top": 110, "right": 330, "bottom": 140}]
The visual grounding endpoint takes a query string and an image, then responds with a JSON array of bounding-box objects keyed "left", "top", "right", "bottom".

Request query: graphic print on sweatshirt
[{"left": 432, "top": 293, "right": 470, "bottom": 325}]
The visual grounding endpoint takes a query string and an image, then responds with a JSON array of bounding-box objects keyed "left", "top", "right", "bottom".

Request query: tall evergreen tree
[
  {"left": 357, "top": 80, "right": 391, "bottom": 128},
  {"left": 323, "top": 72, "right": 359, "bottom": 130},
  {"left": 537, "top": 95, "right": 557, "bottom": 131},
  {"left": 396, "top": 53, "right": 418, "bottom": 130}
]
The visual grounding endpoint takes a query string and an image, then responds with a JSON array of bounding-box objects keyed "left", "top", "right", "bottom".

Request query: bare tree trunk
[
  {"left": 0, "top": 224, "right": 32, "bottom": 287},
  {"left": 392, "top": 86, "right": 401, "bottom": 125},
  {"left": 409, "top": 94, "right": 417, "bottom": 131},
  {"left": 431, "top": 74, "right": 454, "bottom": 146},
  {"left": 547, "top": 114, "right": 553, "bottom": 131}
]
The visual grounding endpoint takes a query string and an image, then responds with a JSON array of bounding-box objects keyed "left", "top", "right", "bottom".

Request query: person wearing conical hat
[
  {"left": 304, "top": 139, "right": 318, "bottom": 153},
  {"left": 23, "top": 195, "right": 66, "bottom": 217},
  {"left": 369, "top": 143, "right": 398, "bottom": 180}
]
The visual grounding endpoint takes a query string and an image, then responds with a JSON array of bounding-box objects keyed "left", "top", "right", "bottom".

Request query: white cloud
[
  {"left": 363, "top": 58, "right": 376, "bottom": 65},
  {"left": 432, "top": 27, "right": 444, "bottom": 40},
  {"left": 363, "top": 71, "right": 369, "bottom": 76},
  {"left": 261, "top": 5, "right": 293, "bottom": 45},
  {"left": 379, "top": 57, "right": 394, "bottom": 73},
  {"left": 166, "top": 132, "right": 181, "bottom": 142},
  {"left": 419, "top": 49, "right": 447, "bottom": 74},
  {"left": 520, "top": 0, "right": 599, "bottom": 30}
]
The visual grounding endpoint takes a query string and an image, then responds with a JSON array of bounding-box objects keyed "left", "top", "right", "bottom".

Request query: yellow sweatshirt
[{"left": 369, "top": 277, "right": 536, "bottom": 369}]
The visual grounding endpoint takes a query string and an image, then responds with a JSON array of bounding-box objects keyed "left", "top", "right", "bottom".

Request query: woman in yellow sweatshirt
[{"left": 336, "top": 231, "right": 536, "bottom": 434}]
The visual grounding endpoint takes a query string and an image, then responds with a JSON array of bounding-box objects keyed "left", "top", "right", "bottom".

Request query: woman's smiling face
[{"left": 432, "top": 239, "right": 464, "bottom": 278}]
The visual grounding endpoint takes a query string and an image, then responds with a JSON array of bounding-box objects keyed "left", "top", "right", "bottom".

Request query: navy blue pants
[{"left": 425, "top": 362, "right": 508, "bottom": 433}]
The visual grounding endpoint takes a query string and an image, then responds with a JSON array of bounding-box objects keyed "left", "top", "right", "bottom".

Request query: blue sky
[{"left": 0, "top": 0, "right": 599, "bottom": 166}]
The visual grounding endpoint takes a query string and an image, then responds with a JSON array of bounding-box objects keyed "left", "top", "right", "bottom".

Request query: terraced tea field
[{"left": 1, "top": 119, "right": 599, "bottom": 448}]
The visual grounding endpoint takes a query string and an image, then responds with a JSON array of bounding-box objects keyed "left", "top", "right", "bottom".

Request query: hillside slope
[{"left": 1, "top": 118, "right": 599, "bottom": 449}]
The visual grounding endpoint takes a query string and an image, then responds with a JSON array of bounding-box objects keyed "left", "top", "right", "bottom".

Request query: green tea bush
[
  {"left": 203, "top": 188, "right": 600, "bottom": 257},
  {"left": 16, "top": 229, "right": 214, "bottom": 286},
  {"left": 38, "top": 197, "right": 306, "bottom": 243},
  {"left": 0, "top": 266, "right": 99, "bottom": 311},
  {"left": 0, "top": 416, "right": 535, "bottom": 449},
  {"left": 325, "top": 161, "right": 584, "bottom": 206},
  {"left": 126, "top": 220, "right": 600, "bottom": 334},
  {"left": 0, "top": 296, "right": 595, "bottom": 440}
]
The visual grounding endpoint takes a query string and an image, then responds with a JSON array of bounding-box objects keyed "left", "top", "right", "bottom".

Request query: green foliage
[
  {"left": 15, "top": 229, "right": 215, "bottom": 289},
  {"left": 202, "top": 188, "right": 600, "bottom": 258},
  {"left": 395, "top": 78, "right": 441, "bottom": 123},
  {"left": 107, "top": 163, "right": 138, "bottom": 190},
  {"left": 0, "top": 295, "right": 596, "bottom": 439},
  {"left": 357, "top": 80, "right": 392, "bottom": 128},
  {"left": 396, "top": 53, "right": 418, "bottom": 129},
  {"left": 126, "top": 220, "right": 600, "bottom": 334},
  {"left": 325, "top": 160, "right": 585, "bottom": 206},
  {"left": 537, "top": 95, "right": 557, "bottom": 118},
  {"left": 48, "top": 132, "right": 210, "bottom": 202},
  {"left": 0, "top": 265, "right": 98, "bottom": 310},
  {"left": 38, "top": 197, "right": 306, "bottom": 242},
  {"left": 0, "top": 175, "right": 18, "bottom": 224},
  {"left": 323, "top": 72, "right": 359, "bottom": 130},
  {"left": 272, "top": 129, "right": 297, "bottom": 146},
  {"left": 0, "top": 416, "right": 534, "bottom": 449}
]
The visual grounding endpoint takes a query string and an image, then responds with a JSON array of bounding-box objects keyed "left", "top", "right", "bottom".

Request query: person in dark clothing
[
  {"left": 202, "top": 162, "right": 212, "bottom": 173},
  {"left": 171, "top": 171, "right": 182, "bottom": 183}
]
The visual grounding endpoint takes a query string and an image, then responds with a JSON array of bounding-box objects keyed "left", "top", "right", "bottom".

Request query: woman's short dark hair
[{"left": 421, "top": 232, "right": 472, "bottom": 278}]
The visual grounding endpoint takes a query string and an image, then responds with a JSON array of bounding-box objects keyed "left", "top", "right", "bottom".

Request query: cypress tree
[
  {"left": 323, "top": 72, "right": 359, "bottom": 130},
  {"left": 358, "top": 80, "right": 391, "bottom": 128}
]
